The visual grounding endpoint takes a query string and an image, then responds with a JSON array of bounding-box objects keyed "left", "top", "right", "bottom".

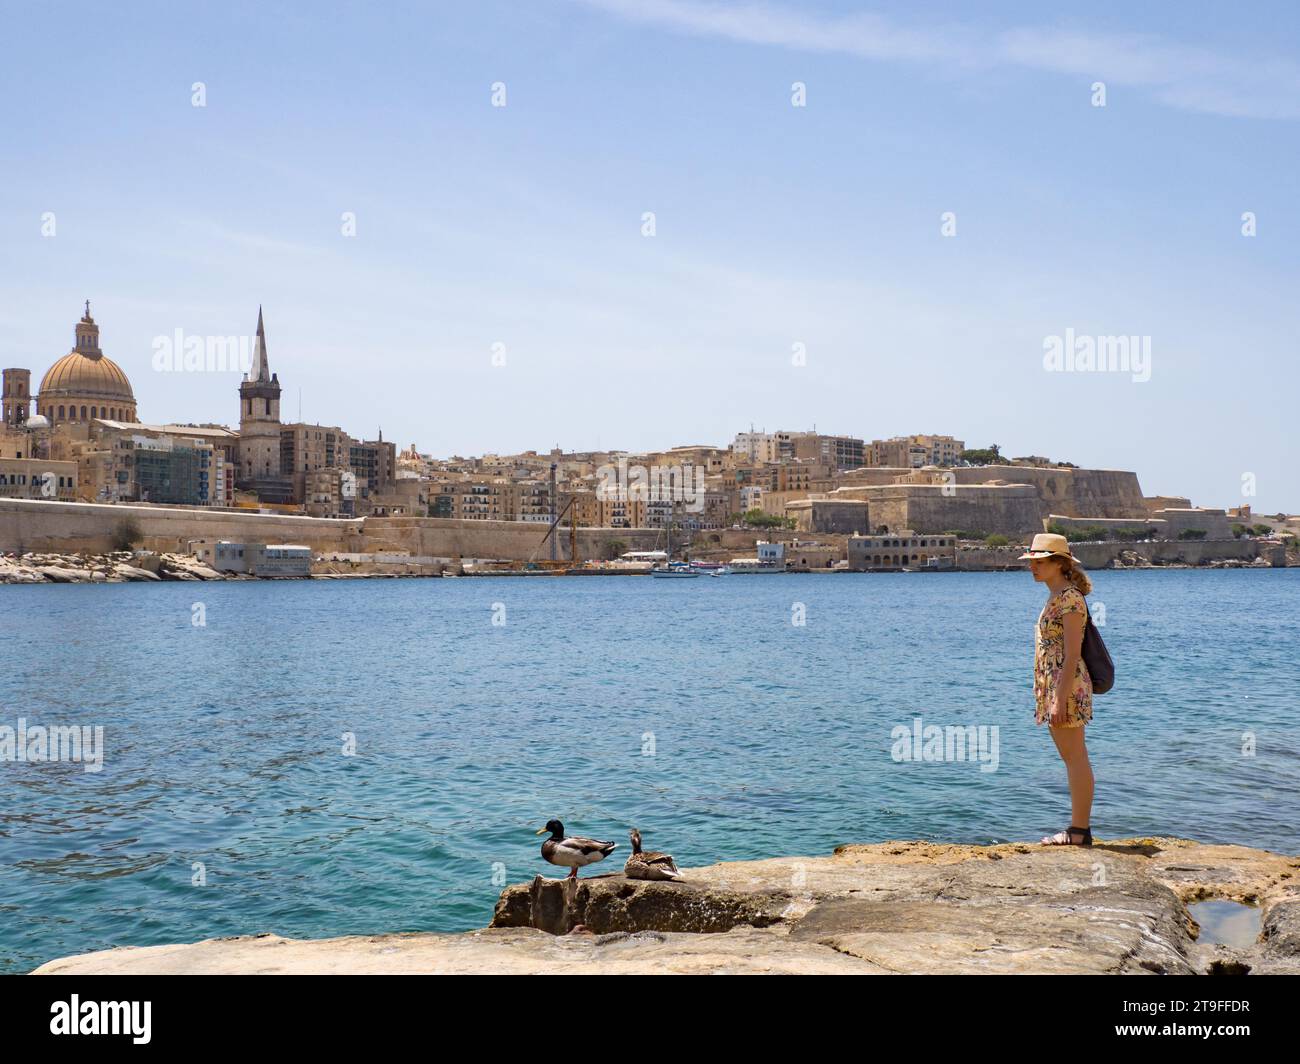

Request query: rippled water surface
[{"left": 1, "top": 569, "right": 1296, "bottom": 972}]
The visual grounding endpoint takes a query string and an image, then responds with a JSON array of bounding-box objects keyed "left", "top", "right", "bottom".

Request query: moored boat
[
  {"left": 651, "top": 561, "right": 699, "bottom": 578},
  {"left": 728, "top": 559, "right": 786, "bottom": 574}
]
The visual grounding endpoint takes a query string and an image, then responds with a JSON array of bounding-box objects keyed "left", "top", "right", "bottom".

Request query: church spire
[{"left": 249, "top": 305, "right": 271, "bottom": 383}]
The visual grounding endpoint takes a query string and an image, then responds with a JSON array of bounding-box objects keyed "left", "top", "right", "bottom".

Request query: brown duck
[{"left": 624, "top": 828, "right": 682, "bottom": 881}]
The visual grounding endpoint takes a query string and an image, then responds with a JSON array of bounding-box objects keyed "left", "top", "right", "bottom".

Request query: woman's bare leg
[{"left": 1049, "top": 724, "right": 1094, "bottom": 829}]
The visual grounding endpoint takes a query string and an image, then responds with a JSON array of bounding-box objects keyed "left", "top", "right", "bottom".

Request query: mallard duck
[
  {"left": 536, "top": 819, "right": 616, "bottom": 879},
  {"left": 624, "top": 828, "right": 682, "bottom": 881}
]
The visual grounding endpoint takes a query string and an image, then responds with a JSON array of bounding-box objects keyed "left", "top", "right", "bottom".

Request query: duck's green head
[{"left": 536, "top": 819, "right": 564, "bottom": 837}]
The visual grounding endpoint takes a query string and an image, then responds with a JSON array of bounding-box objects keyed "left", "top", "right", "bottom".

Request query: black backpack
[{"left": 1082, "top": 602, "right": 1114, "bottom": 694}]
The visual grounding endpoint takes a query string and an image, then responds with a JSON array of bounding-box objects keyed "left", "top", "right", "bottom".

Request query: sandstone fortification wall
[
  {"left": 828, "top": 483, "right": 1042, "bottom": 536},
  {"left": 830, "top": 465, "right": 1149, "bottom": 533},
  {"left": 897, "top": 484, "right": 1042, "bottom": 536},
  {"left": 1048, "top": 509, "right": 1234, "bottom": 540},
  {"left": 0, "top": 499, "right": 364, "bottom": 554},
  {"left": 787, "top": 499, "right": 870, "bottom": 535},
  {"left": 361, "top": 516, "right": 661, "bottom": 560},
  {"left": 0, "top": 499, "right": 663, "bottom": 560},
  {"left": 836, "top": 467, "right": 913, "bottom": 486},
  {"left": 949, "top": 465, "right": 1148, "bottom": 519},
  {"left": 956, "top": 537, "right": 1268, "bottom": 570},
  {"left": 1069, "top": 537, "right": 1265, "bottom": 568},
  {"left": 1145, "top": 495, "right": 1192, "bottom": 512}
]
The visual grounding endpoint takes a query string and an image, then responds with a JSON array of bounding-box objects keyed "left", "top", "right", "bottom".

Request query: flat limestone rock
[
  {"left": 36, "top": 565, "right": 90, "bottom": 582},
  {"left": 160, "top": 557, "right": 225, "bottom": 580},
  {"left": 487, "top": 837, "right": 1300, "bottom": 974},
  {"left": 32, "top": 926, "right": 886, "bottom": 976},
  {"left": 114, "top": 562, "right": 161, "bottom": 581},
  {"left": 31, "top": 837, "right": 1300, "bottom": 975}
]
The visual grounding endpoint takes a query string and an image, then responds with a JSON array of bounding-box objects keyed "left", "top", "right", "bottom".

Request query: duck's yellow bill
[{"left": 535, "top": 828, "right": 548, "bottom": 835}]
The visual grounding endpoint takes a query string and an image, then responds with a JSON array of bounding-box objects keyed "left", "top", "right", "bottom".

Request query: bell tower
[
  {"left": 3, "top": 367, "right": 31, "bottom": 426},
  {"left": 236, "top": 307, "right": 287, "bottom": 496}
]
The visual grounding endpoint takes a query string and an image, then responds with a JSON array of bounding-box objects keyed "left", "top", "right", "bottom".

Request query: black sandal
[{"left": 1040, "top": 825, "right": 1092, "bottom": 846}]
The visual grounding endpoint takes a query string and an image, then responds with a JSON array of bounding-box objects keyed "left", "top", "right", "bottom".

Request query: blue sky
[{"left": 1, "top": 1, "right": 1296, "bottom": 510}]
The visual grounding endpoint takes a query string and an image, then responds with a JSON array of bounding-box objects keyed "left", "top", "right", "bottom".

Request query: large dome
[
  {"left": 36, "top": 303, "right": 139, "bottom": 425},
  {"left": 40, "top": 350, "right": 135, "bottom": 402}
]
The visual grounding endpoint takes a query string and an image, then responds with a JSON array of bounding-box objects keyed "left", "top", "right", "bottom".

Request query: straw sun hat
[{"left": 1017, "top": 532, "right": 1074, "bottom": 561}]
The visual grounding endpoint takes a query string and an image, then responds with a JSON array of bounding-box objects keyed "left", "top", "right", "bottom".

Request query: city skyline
[
  {"left": 2, "top": 1, "right": 1297, "bottom": 511},
  {"left": 1, "top": 300, "right": 1278, "bottom": 521}
]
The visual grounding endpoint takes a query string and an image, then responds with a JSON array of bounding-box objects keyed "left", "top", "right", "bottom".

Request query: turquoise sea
[{"left": 1, "top": 569, "right": 1296, "bottom": 973}]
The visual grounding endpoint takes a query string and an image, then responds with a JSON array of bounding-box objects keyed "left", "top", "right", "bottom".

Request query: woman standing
[{"left": 1020, "top": 533, "right": 1095, "bottom": 846}]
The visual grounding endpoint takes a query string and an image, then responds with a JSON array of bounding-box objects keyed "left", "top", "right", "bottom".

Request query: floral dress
[{"left": 1034, "top": 586, "right": 1093, "bottom": 727}]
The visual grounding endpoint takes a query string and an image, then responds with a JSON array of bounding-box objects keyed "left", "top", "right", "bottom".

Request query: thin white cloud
[{"left": 577, "top": 0, "right": 1300, "bottom": 119}]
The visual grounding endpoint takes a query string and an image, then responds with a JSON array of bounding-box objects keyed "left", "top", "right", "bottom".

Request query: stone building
[
  {"left": 732, "top": 431, "right": 780, "bottom": 464},
  {"left": 778, "top": 431, "right": 865, "bottom": 470},
  {"left": 868, "top": 437, "right": 926, "bottom": 468},
  {"left": 279, "top": 422, "right": 351, "bottom": 504},
  {"left": 50, "top": 418, "right": 236, "bottom": 504},
  {"left": 868, "top": 434, "right": 964, "bottom": 468},
  {"left": 784, "top": 541, "right": 845, "bottom": 569},
  {"left": 568, "top": 488, "right": 601, "bottom": 527},
  {"left": 57, "top": 420, "right": 235, "bottom": 506},
  {"left": 0, "top": 456, "right": 77, "bottom": 501},
  {"left": 848, "top": 533, "right": 956, "bottom": 570},
  {"left": 426, "top": 474, "right": 559, "bottom": 523},
  {"left": 348, "top": 435, "right": 396, "bottom": 498}
]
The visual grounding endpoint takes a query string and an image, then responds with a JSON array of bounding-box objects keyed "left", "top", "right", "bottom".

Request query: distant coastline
[{"left": 2, "top": 546, "right": 1290, "bottom": 585}]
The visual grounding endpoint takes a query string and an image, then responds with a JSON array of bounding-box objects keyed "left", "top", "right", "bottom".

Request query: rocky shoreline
[
  {"left": 30, "top": 837, "right": 1300, "bottom": 975},
  {"left": 3, "top": 548, "right": 1290, "bottom": 585},
  {"left": 0, "top": 550, "right": 247, "bottom": 584},
  {"left": 1107, "top": 549, "right": 1277, "bottom": 570}
]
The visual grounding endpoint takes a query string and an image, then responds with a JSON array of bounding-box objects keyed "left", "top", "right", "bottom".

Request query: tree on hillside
[
  {"left": 742, "top": 508, "right": 794, "bottom": 530},
  {"left": 960, "top": 445, "right": 1001, "bottom": 466}
]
